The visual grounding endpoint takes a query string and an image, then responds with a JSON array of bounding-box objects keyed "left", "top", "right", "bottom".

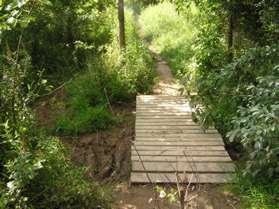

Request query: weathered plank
[
  {"left": 137, "top": 125, "right": 217, "bottom": 133},
  {"left": 136, "top": 126, "right": 215, "bottom": 130},
  {"left": 132, "top": 162, "right": 235, "bottom": 172},
  {"left": 136, "top": 129, "right": 220, "bottom": 135},
  {"left": 132, "top": 95, "right": 234, "bottom": 184},
  {"left": 132, "top": 145, "right": 225, "bottom": 151},
  {"left": 136, "top": 122, "right": 198, "bottom": 125},
  {"left": 132, "top": 155, "right": 231, "bottom": 162},
  {"left": 135, "top": 133, "right": 221, "bottom": 138},
  {"left": 136, "top": 113, "right": 192, "bottom": 116},
  {"left": 131, "top": 150, "right": 229, "bottom": 156},
  {"left": 135, "top": 137, "right": 223, "bottom": 141},
  {"left": 133, "top": 141, "right": 224, "bottom": 146},
  {"left": 136, "top": 116, "right": 193, "bottom": 122},
  {"left": 130, "top": 172, "right": 233, "bottom": 183}
]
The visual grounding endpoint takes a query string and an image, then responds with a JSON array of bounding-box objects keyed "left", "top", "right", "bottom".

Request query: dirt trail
[
  {"left": 112, "top": 55, "right": 240, "bottom": 209},
  {"left": 152, "top": 53, "right": 182, "bottom": 96}
]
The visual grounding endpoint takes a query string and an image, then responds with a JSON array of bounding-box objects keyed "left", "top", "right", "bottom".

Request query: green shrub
[
  {"left": 55, "top": 8, "right": 155, "bottom": 135},
  {"left": 227, "top": 61, "right": 279, "bottom": 177},
  {"left": 57, "top": 105, "right": 115, "bottom": 135},
  {"left": 2, "top": 133, "right": 111, "bottom": 209},
  {"left": 55, "top": 64, "right": 116, "bottom": 135},
  {"left": 230, "top": 174, "right": 279, "bottom": 209}
]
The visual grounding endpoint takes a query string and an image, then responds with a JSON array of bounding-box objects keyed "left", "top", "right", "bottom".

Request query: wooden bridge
[{"left": 131, "top": 95, "right": 234, "bottom": 184}]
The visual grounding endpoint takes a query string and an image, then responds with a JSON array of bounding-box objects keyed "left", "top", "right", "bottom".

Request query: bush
[
  {"left": 227, "top": 61, "right": 279, "bottom": 177},
  {"left": 1, "top": 133, "right": 111, "bottom": 209},
  {"left": 55, "top": 8, "right": 155, "bottom": 135},
  {"left": 55, "top": 65, "right": 117, "bottom": 135},
  {"left": 230, "top": 174, "right": 279, "bottom": 209},
  {"left": 1, "top": 1, "right": 113, "bottom": 85}
]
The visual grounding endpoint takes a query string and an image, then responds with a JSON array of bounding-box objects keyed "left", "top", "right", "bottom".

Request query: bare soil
[
  {"left": 152, "top": 53, "right": 182, "bottom": 96},
  {"left": 62, "top": 104, "right": 135, "bottom": 181},
  {"left": 35, "top": 95, "right": 135, "bottom": 181},
  {"left": 113, "top": 184, "right": 239, "bottom": 209}
]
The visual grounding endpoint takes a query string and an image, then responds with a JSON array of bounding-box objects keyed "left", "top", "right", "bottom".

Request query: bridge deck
[{"left": 131, "top": 95, "right": 234, "bottom": 184}]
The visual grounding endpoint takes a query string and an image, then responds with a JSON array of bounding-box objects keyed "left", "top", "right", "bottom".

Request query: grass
[{"left": 228, "top": 172, "right": 279, "bottom": 209}]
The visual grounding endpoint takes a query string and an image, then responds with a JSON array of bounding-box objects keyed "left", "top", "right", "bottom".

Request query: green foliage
[
  {"left": 139, "top": 2, "right": 197, "bottom": 77},
  {"left": 55, "top": 63, "right": 115, "bottom": 135},
  {"left": 195, "top": 44, "right": 279, "bottom": 177},
  {"left": 0, "top": 65, "right": 111, "bottom": 209},
  {"left": 227, "top": 62, "right": 279, "bottom": 177},
  {"left": 55, "top": 8, "right": 155, "bottom": 135},
  {"left": 230, "top": 174, "right": 279, "bottom": 209},
  {"left": 1, "top": 0, "right": 114, "bottom": 85},
  {"left": 2, "top": 129, "right": 111, "bottom": 209},
  {"left": 1, "top": 1, "right": 113, "bottom": 208}
]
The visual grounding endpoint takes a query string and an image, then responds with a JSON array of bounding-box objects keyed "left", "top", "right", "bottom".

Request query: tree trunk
[
  {"left": 118, "top": 0, "right": 125, "bottom": 53},
  {"left": 228, "top": 11, "right": 234, "bottom": 62}
]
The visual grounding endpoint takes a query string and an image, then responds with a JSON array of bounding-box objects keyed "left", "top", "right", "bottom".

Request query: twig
[
  {"left": 36, "top": 73, "right": 79, "bottom": 99},
  {"left": 104, "top": 87, "right": 114, "bottom": 116}
]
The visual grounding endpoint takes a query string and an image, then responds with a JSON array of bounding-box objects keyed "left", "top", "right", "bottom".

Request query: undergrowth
[
  {"left": 55, "top": 8, "right": 155, "bottom": 135},
  {"left": 139, "top": 1, "right": 279, "bottom": 208},
  {"left": 229, "top": 174, "right": 279, "bottom": 209}
]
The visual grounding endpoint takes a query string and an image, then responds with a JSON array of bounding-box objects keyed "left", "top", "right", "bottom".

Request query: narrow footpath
[{"left": 113, "top": 54, "right": 238, "bottom": 209}]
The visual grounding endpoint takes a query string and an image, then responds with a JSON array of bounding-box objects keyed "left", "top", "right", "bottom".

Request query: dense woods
[{"left": 0, "top": 0, "right": 278, "bottom": 208}]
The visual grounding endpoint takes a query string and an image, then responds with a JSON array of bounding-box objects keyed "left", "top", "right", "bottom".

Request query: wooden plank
[
  {"left": 132, "top": 162, "right": 235, "bottom": 172},
  {"left": 137, "top": 99, "right": 188, "bottom": 102},
  {"left": 136, "top": 117, "right": 193, "bottom": 120},
  {"left": 132, "top": 155, "right": 231, "bottom": 162},
  {"left": 136, "top": 113, "right": 192, "bottom": 116},
  {"left": 136, "top": 126, "right": 215, "bottom": 130},
  {"left": 137, "top": 103, "right": 187, "bottom": 105},
  {"left": 136, "top": 111, "right": 192, "bottom": 114},
  {"left": 133, "top": 141, "right": 224, "bottom": 146},
  {"left": 137, "top": 106, "right": 190, "bottom": 109},
  {"left": 132, "top": 146, "right": 225, "bottom": 151},
  {"left": 136, "top": 130, "right": 218, "bottom": 134},
  {"left": 136, "top": 133, "right": 221, "bottom": 137},
  {"left": 137, "top": 99, "right": 187, "bottom": 102},
  {"left": 131, "top": 150, "right": 229, "bottom": 156},
  {"left": 137, "top": 98, "right": 187, "bottom": 101},
  {"left": 136, "top": 119, "right": 195, "bottom": 122},
  {"left": 136, "top": 121, "right": 197, "bottom": 124},
  {"left": 135, "top": 137, "right": 223, "bottom": 141},
  {"left": 136, "top": 122, "right": 199, "bottom": 126},
  {"left": 137, "top": 101, "right": 188, "bottom": 103},
  {"left": 136, "top": 106, "right": 190, "bottom": 108},
  {"left": 137, "top": 104, "right": 189, "bottom": 106},
  {"left": 130, "top": 172, "right": 233, "bottom": 183}
]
